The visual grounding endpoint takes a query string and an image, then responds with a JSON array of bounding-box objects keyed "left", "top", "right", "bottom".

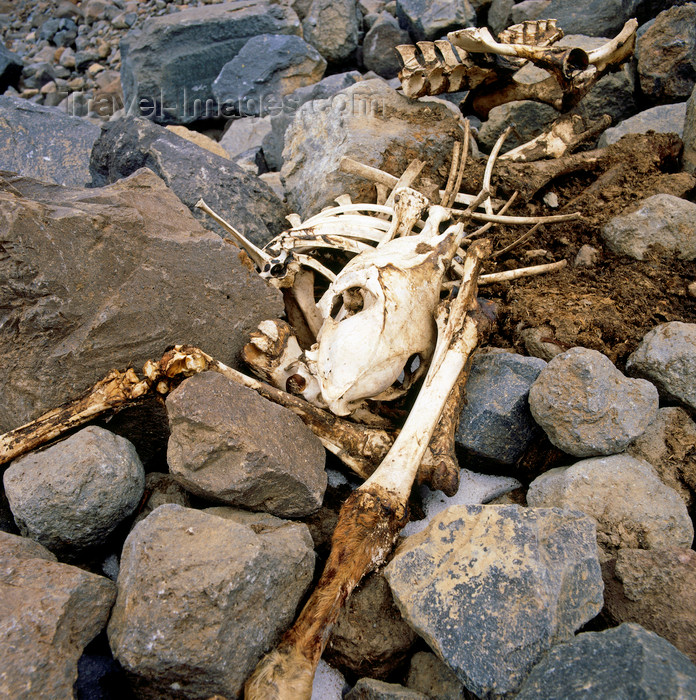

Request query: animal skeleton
[{"left": 0, "top": 17, "right": 639, "bottom": 700}]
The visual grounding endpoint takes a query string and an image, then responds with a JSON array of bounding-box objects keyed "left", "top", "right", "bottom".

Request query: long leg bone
[{"left": 244, "top": 238, "right": 491, "bottom": 700}]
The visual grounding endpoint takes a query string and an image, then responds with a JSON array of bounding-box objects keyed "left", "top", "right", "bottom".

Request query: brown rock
[
  {"left": 326, "top": 572, "right": 418, "bottom": 678},
  {"left": 628, "top": 407, "right": 696, "bottom": 512},
  {"left": 0, "top": 556, "right": 116, "bottom": 699},
  {"left": 132, "top": 472, "right": 192, "bottom": 527},
  {"left": 0, "top": 168, "right": 283, "bottom": 433},
  {"left": 0, "top": 531, "right": 57, "bottom": 563},
  {"left": 405, "top": 651, "right": 467, "bottom": 700},
  {"left": 603, "top": 547, "right": 696, "bottom": 664},
  {"left": 166, "top": 372, "right": 327, "bottom": 518}
]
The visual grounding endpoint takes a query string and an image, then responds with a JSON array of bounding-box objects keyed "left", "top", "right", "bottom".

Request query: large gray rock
[
  {"left": 0, "top": 169, "right": 283, "bottom": 434},
  {"left": 120, "top": 0, "right": 301, "bottom": 124},
  {"left": 627, "top": 407, "right": 696, "bottom": 511},
  {"left": 4, "top": 426, "right": 144, "bottom": 555},
  {"left": 598, "top": 102, "right": 687, "bottom": 147},
  {"left": 603, "top": 547, "right": 696, "bottom": 664},
  {"left": 637, "top": 4, "right": 696, "bottom": 103},
  {"left": 527, "top": 454, "right": 694, "bottom": 557},
  {"left": 262, "top": 70, "right": 362, "bottom": 170},
  {"left": 0, "top": 555, "right": 116, "bottom": 700},
  {"left": 362, "top": 13, "right": 411, "bottom": 79},
  {"left": 684, "top": 84, "right": 696, "bottom": 174},
  {"left": 108, "top": 504, "right": 314, "bottom": 699},
  {"left": 627, "top": 322, "right": 696, "bottom": 411},
  {"left": 212, "top": 34, "right": 326, "bottom": 117},
  {"left": 455, "top": 350, "right": 546, "bottom": 466},
  {"left": 0, "top": 95, "right": 100, "bottom": 186},
  {"left": 326, "top": 572, "right": 418, "bottom": 678},
  {"left": 601, "top": 193, "right": 696, "bottom": 260},
  {"left": 528, "top": 347, "right": 659, "bottom": 457},
  {"left": 221, "top": 115, "right": 273, "bottom": 158},
  {"left": 396, "top": 0, "right": 476, "bottom": 42},
  {"left": 166, "top": 371, "right": 327, "bottom": 517},
  {"left": 89, "top": 116, "right": 288, "bottom": 247},
  {"left": 541, "top": 0, "right": 628, "bottom": 37},
  {"left": 281, "top": 79, "right": 466, "bottom": 217},
  {"left": 384, "top": 504, "right": 603, "bottom": 698},
  {"left": 302, "top": 0, "right": 360, "bottom": 63},
  {"left": 515, "top": 623, "right": 696, "bottom": 699},
  {"left": 477, "top": 100, "right": 558, "bottom": 154},
  {"left": 511, "top": 0, "right": 551, "bottom": 24}
]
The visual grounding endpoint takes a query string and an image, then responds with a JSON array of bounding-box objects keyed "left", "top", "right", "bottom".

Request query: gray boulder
[
  {"left": 302, "top": 0, "right": 359, "bottom": 63},
  {"left": 511, "top": 0, "right": 551, "bottom": 24},
  {"left": 0, "top": 44, "right": 22, "bottom": 93},
  {"left": 396, "top": 0, "right": 476, "bottom": 42},
  {"left": 89, "top": 116, "right": 288, "bottom": 247},
  {"left": 455, "top": 350, "right": 547, "bottom": 466},
  {"left": 281, "top": 79, "right": 466, "bottom": 217},
  {"left": 627, "top": 321, "right": 696, "bottom": 411},
  {"left": 326, "top": 572, "right": 418, "bottom": 678},
  {"left": 0, "top": 169, "right": 283, "bottom": 434},
  {"left": 3, "top": 426, "right": 144, "bottom": 555},
  {"left": 598, "top": 101, "right": 687, "bottom": 147},
  {"left": 637, "top": 4, "right": 696, "bottom": 103},
  {"left": 684, "top": 83, "right": 696, "bottom": 174},
  {"left": 166, "top": 371, "right": 327, "bottom": 518},
  {"left": 108, "top": 504, "right": 315, "bottom": 699},
  {"left": 362, "top": 13, "right": 411, "bottom": 79},
  {"left": 262, "top": 70, "right": 362, "bottom": 170},
  {"left": 477, "top": 100, "right": 558, "bottom": 154},
  {"left": 527, "top": 454, "right": 694, "bottom": 557},
  {"left": 528, "top": 347, "right": 659, "bottom": 457},
  {"left": 542, "top": 0, "right": 628, "bottom": 37},
  {"left": 487, "top": 0, "right": 514, "bottom": 35},
  {"left": 221, "top": 115, "right": 273, "bottom": 158},
  {"left": 601, "top": 193, "right": 696, "bottom": 261},
  {"left": 0, "top": 554, "right": 116, "bottom": 699},
  {"left": 384, "top": 504, "right": 603, "bottom": 698},
  {"left": 0, "top": 95, "right": 100, "bottom": 186},
  {"left": 120, "top": 0, "right": 301, "bottom": 124},
  {"left": 515, "top": 623, "right": 696, "bottom": 699},
  {"left": 212, "top": 34, "right": 326, "bottom": 118}
]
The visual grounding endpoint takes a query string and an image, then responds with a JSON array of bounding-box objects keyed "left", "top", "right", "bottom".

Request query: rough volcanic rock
[
  {"left": 120, "top": 0, "right": 301, "bottom": 124},
  {"left": 384, "top": 504, "right": 603, "bottom": 698},
  {"left": 541, "top": 0, "right": 628, "bottom": 37},
  {"left": 685, "top": 84, "right": 696, "bottom": 174},
  {"left": 601, "top": 193, "right": 696, "bottom": 260},
  {"left": 603, "top": 547, "right": 696, "bottom": 663},
  {"left": 281, "top": 79, "right": 465, "bottom": 217},
  {"left": 405, "top": 651, "right": 467, "bottom": 700},
  {"left": 527, "top": 454, "right": 694, "bottom": 557},
  {"left": 637, "top": 3, "right": 696, "bottom": 103},
  {"left": 166, "top": 371, "right": 327, "bottom": 518},
  {"left": 362, "top": 13, "right": 411, "bottom": 79},
  {"left": 455, "top": 350, "right": 546, "bottom": 466},
  {"left": 262, "top": 70, "right": 362, "bottom": 170},
  {"left": 626, "top": 322, "right": 696, "bottom": 411},
  {"left": 89, "top": 116, "right": 288, "bottom": 246},
  {"left": 0, "top": 555, "right": 116, "bottom": 699},
  {"left": 108, "top": 504, "right": 314, "bottom": 699},
  {"left": 212, "top": 34, "right": 326, "bottom": 117},
  {"left": 0, "top": 95, "right": 100, "bottom": 186},
  {"left": 326, "top": 572, "right": 418, "bottom": 679},
  {"left": 302, "top": 0, "right": 359, "bottom": 63},
  {"left": 396, "top": 0, "right": 476, "bottom": 42},
  {"left": 0, "top": 168, "right": 283, "bottom": 434},
  {"left": 515, "top": 623, "right": 696, "bottom": 699},
  {"left": 627, "top": 407, "right": 696, "bottom": 511},
  {"left": 528, "top": 347, "right": 659, "bottom": 457},
  {"left": 598, "top": 102, "right": 687, "bottom": 147},
  {"left": 4, "top": 426, "right": 144, "bottom": 555},
  {"left": 0, "top": 531, "right": 57, "bottom": 563}
]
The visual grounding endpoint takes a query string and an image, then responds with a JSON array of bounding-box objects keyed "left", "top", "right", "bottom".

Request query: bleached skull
[{"left": 305, "top": 207, "right": 462, "bottom": 416}]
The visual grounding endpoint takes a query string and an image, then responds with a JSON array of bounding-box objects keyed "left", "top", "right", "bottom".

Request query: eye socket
[{"left": 330, "top": 287, "right": 365, "bottom": 320}]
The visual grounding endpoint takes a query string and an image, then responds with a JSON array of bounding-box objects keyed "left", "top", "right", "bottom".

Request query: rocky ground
[{"left": 1, "top": 0, "right": 696, "bottom": 698}]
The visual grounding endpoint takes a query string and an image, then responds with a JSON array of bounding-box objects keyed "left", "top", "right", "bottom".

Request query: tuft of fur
[{"left": 244, "top": 644, "right": 315, "bottom": 700}]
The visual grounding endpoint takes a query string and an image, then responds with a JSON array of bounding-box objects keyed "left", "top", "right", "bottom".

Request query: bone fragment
[
  {"left": 379, "top": 186, "right": 430, "bottom": 245},
  {"left": 478, "top": 259, "right": 567, "bottom": 285},
  {"left": 244, "top": 239, "right": 491, "bottom": 700}
]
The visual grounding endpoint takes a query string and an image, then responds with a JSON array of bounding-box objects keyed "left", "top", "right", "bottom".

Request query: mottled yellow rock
[{"left": 166, "top": 125, "right": 230, "bottom": 159}]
